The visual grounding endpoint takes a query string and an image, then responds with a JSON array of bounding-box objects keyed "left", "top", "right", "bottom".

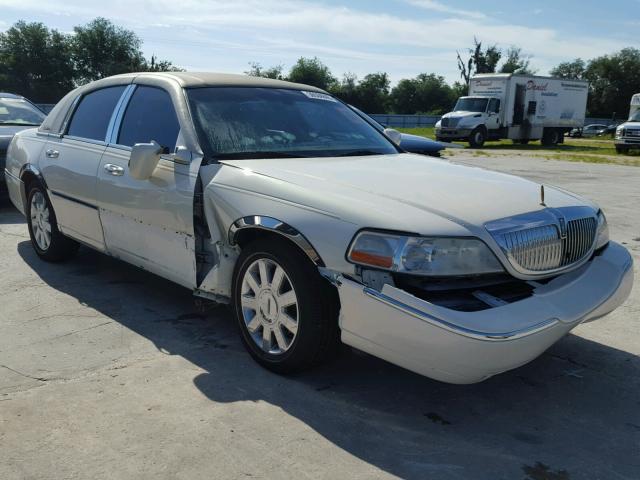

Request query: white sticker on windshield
[{"left": 301, "top": 91, "right": 337, "bottom": 102}]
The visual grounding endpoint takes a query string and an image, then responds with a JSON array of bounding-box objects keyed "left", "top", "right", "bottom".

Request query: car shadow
[{"left": 15, "top": 241, "right": 640, "bottom": 480}]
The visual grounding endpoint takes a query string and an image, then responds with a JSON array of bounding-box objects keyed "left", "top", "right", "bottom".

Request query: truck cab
[
  {"left": 615, "top": 93, "right": 640, "bottom": 154},
  {"left": 435, "top": 96, "right": 502, "bottom": 147}
]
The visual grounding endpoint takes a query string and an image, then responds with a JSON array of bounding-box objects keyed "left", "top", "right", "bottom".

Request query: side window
[
  {"left": 488, "top": 98, "right": 500, "bottom": 113},
  {"left": 67, "top": 86, "right": 126, "bottom": 141},
  {"left": 117, "top": 86, "right": 180, "bottom": 151}
]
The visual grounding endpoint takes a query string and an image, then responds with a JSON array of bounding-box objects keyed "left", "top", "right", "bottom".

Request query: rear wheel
[
  {"left": 232, "top": 237, "right": 339, "bottom": 374},
  {"left": 541, "top": 128, "right": 561, "bottom": 146},
  {"left": 26, "top": 183, "right": 79, "bottom": 262},
  {"left": 468, "top": 127, "right": 486, "bottom": 148}
]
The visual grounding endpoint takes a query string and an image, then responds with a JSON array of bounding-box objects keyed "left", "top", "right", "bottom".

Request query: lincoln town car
[{"left": 4, "top": 73, "right": 633, "bottom": 383}]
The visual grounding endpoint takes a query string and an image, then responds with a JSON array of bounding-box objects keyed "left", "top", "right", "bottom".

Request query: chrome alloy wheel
[
  {"left": 30, "top": 191, "right": 52, "bottom": 251},
  {"left": 240, "top": 258, "right": 299, "bottom": 354}
]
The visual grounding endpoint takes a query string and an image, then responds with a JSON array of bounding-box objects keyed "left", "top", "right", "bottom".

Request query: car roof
[
  {"left": 0, "top": 92, "right": 23, "bottom": 99},
  {"left": 102, "top": 71, "right": 327, "bottom": 93}
]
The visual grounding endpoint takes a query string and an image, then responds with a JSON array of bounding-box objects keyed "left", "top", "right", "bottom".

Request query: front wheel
[
  {"left": 26, "top": 183, "right": 79, "bottom": 262},
  {"left": 468, "top": 127, "right": 486, "bottom": 148},
  {"left": 616, "top": 146, "right": 629, "bottom": 155},
  {"left": 232, "top": 238, "right": 339, "bottom": 374}
]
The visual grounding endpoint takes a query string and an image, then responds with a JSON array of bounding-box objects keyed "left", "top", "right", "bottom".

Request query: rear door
[
  {"left": 96, "top": 84, "right": 201, "bottom": 288},
  {"left": 41, "top": 86, "right": 127, "bottom": 250}
]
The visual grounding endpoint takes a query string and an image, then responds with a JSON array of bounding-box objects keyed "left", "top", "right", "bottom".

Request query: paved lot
[{"left": 1, "top": 154, "right": 639, "bottom": 480}]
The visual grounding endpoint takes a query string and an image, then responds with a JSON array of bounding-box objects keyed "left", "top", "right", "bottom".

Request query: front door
[
  {"left": 41, "top": 86, "right": 127, "bottom": 250},
  {"left": 96, "top": 85, "right": 201, "bottom": 288}
]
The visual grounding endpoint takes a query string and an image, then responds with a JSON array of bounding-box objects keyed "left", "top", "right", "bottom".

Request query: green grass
[{"left": 397, "top": 127, "right": 639, "bottom": 165}]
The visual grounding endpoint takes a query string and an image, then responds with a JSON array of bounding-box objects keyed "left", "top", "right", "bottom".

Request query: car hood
[
  {"left": 442, "top": 111, "right": 484, "bottom": 119},
  {"left": 621, "top": 121, "right": 640, "bottom": 128},
  {"left": 219, "top": 153, "right": 594, "bottom": 234}
]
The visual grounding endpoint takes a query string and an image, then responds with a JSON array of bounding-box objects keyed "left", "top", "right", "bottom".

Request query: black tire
[
  {"left": 616, "top": 146, "right": 629, "bottom": 155},
  {"left": 468, "top": 127, "right": 486, "bottom": 148},
  {"left": 541, "top": 128, "right": 561, "bottom": 146},
  {"left": 232, "top": 237, "right": 339, "bottom": 374},
  {"left": 26, "top": 182, "right": 79, "bottom": 262}
]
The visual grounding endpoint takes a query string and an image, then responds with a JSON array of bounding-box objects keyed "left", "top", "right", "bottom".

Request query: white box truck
[
  {"left": 435, "top": 73, "right": 589, "bottom": 148},
  {"left": 614, "top": 93, "right": 640, "bottom": 154}
]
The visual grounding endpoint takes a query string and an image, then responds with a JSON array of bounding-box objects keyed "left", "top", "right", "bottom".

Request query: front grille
[
  {"left": 441, "top": 117, "right": 460, "bottom": 128},
  {"left": 486, "top": 208, "right": 598, "bottom": 274},
  {"left": 626, "top": 129, "right": 640, "bottom": 137}
]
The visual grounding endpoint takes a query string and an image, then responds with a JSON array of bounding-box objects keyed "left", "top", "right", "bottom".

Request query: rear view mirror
[
  {"left": 129, "top": 141, "right": 162, "bottom": 180},
  {"left": 383, "top": 128, "right": 402, "bottom": 146}
]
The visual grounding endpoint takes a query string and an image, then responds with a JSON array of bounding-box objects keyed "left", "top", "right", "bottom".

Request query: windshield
[
  {"left": 454, "top": 97, "right": 488, "bottom": 113},
  {"left": 0, "top": 97, "right": 45, "bottom": 126},
  {"left": 629, "top": 111, "right": 640, "bottom": 122},
  {"left": 187, "top": 87, "right": 398, "bottom": 159}
]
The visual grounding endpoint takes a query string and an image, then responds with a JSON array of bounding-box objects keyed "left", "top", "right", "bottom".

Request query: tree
[
  {"left": 143, "top": 54, "right": 183, "bottom": 73},
  {"left": 287, "top": 57, "right": 337, "bottom": 91},
  {"left": 390, "top": 73, "right": 454, "bottom": 114},
  {"left": 331, "top": 72, "right": 359, "bottom": 105},
  {"left": 0, "top": 21, "right": 74, "bottom": 102},
  {"left": 456, "top": 37, "right": 501, "bottom": 85},
  {"left": 500, "top": 47, "right": 534, "bottom": 74},
  {"left": 584, "top": 48, "right": 640, "bottom": 117},
  {"left": 71, "top": 18, "right": 178, "bottom": 84},
  {"left": 245, "top": 62, "right": 284, "bottom": 80},
  {"left": 351, "top": 73, "right": 390, "bottom": 113},
  {"left": 550, "top": 59, "right": 586, "bottom": 79}
]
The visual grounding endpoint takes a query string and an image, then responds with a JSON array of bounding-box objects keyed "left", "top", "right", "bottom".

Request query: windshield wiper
[
  {"left": 215, "top": 151, "right": 309, "bottom": 160},
  {"left": 337, "top": 150, "right": 385, "bottom": 157},
  {"left": 0, "top": 122, "right": 41, "bottom": 126}
]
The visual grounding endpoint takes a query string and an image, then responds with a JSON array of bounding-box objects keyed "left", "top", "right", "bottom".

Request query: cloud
[
  {"left": 403, "top": 0, "right": 486, "bottom": 19},
  {"left": 0, "top": 0, "right": 629, "bottom": 81}
]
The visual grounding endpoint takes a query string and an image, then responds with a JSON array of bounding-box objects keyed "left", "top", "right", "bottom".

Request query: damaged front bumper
[{"left": 336, "top": 242, "right": 633, "bottom": 384}]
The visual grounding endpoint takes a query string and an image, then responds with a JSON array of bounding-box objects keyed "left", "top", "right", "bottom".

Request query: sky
[{"left": 0, "top": 0, "right": 637, "bottom": 84}]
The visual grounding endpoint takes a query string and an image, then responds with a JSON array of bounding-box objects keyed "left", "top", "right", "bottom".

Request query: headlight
[
  {"left": 615, "top": 127, "right": 624, "bottom": 138},
  {"left": 595, "top": 210, "right": 609, "bottom": 250},
  {"left": 347, "top": 230, "right": 504, "bottom": 276}
]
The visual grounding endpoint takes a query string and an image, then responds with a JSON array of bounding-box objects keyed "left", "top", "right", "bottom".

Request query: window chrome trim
[{"left": 106, "top": 84, "right": 136, "bottom": 144}]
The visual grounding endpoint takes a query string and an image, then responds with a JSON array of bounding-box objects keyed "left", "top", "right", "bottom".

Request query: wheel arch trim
[
  {"left": 18, "top": 163, "right": 47, "bottom": 209},
  {"left": 228, "top": 216, "right": 324, "bottom": 267}
]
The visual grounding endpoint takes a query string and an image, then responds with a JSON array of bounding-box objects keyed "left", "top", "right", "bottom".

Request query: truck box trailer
[{"left": 435, "top": 73, "right": 589, "bottom": 147}]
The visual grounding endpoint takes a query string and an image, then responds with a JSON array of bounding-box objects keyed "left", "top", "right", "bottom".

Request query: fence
[
  {"left": 369, "top": 114, "right": 623, "bottom": 128},
  {"left": 35, "top": 103, "right": 620, "bottom": 129}
]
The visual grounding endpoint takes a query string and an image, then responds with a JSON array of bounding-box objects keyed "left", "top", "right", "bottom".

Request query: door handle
[
  {"left": 45, "top": 149, "right": 59, "bottom": 159},
  {"left": 104, "top": 163, "right": 125, "bottom": 176}
]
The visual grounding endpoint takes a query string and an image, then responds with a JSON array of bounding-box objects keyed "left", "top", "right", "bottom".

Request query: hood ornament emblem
[{"left": 540, "top": 184, "right": 546, "bottom": 207}]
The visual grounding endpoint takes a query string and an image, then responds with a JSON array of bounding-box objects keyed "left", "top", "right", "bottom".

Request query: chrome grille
[{"left": 486, "top": 207, "right": 598, "bottom": 275}]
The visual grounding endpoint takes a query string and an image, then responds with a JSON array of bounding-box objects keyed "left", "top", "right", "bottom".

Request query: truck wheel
[
  {"left": 232, "top": 237, "right": 339, "bottom": 374},
  {"left": 468, "top": 127, "right": 486, "bottom": 148},
  {"left": 616, "top": 146, "right": 629, "bottom": 155},
  {"left": 542, "top": 128, "right": 561, "bottom": 146},
  {"left": 26, "top": 182, "right": 79, "bottom": 262}
]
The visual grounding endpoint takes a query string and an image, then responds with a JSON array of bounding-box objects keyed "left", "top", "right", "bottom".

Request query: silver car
[{"left": 4, "top": 73, "right": 633, "bottom": 383}]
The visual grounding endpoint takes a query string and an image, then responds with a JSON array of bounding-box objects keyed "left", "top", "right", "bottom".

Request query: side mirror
[
  {"left": 383, "top": 128, "right": 402, "bottom": 146},
  {"left": 129, "top": 141, "right": 162, "bottom": 180}
]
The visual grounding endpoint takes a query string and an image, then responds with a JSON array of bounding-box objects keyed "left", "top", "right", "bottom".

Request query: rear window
[{"left": 67, "top": 86, "right": 126, "bottom": 141}]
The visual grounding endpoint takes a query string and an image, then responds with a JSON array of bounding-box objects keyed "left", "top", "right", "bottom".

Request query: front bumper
[
  {"left": 435, "top": 127, "right": 473, "bottom": 140},
  {"left": 336, "top": 242, "right": 633, "bottom": 384},
  {"left": 615, "top": 137, "right": 640, "bottom": 148}
]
